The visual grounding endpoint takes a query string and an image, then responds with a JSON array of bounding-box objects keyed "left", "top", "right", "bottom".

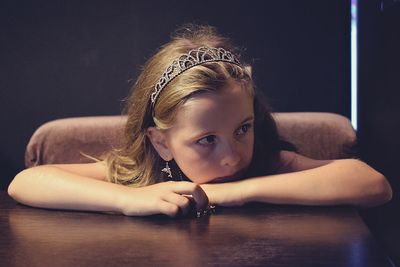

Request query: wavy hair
[{"left": 104, "top": 24, "right": 283, "bottom": 187}]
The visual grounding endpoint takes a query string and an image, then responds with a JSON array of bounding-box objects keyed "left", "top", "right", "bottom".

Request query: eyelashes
[
  {"left": 196, "top": 123, "right": 253, "bottom": 146},
  {"left": 236, "top": 123, "right": 252, "bottom": 136},
  {"left": 197, "top": 135, "right": 217, "bottom": 146}
]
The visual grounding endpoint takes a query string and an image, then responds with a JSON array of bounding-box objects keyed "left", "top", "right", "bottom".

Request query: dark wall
[
  {"left": 0, "top": 0, "right": 350, "bottom": 189},
  {"left": 358, "top": 0, "right": 400, "bottom": 264}
]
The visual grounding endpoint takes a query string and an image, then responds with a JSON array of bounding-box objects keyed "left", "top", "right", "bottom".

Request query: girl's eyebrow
[
  {"left": 236, "top": 116, "right": 255, "bottom": 127},
  {"left": 189, "top": 115, "right": 255, "bottom": 140}
]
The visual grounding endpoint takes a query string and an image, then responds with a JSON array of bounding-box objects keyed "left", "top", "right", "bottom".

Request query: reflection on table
[{"left": 0, "top": 192, "right": 391, "bottom": 267}]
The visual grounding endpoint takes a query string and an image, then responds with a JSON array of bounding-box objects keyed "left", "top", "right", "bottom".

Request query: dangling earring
[{"left": 161, "top": 161, "right": 173, "bottom": 179}]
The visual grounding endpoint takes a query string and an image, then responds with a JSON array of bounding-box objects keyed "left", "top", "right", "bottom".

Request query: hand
[
  {"left": 118, "top": 181, "right": 209, "bottom": 217},
  {"left": 200, "top": 182, "right": 247, "bottom": 207}
]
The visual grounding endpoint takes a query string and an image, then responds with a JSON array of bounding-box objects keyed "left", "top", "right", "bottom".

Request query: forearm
[
  {"left": 8, "top": 166, "right": 127, "bottom": 213},
  {"left": 243, "top": 159, "right": 392, "bottom": 208}
]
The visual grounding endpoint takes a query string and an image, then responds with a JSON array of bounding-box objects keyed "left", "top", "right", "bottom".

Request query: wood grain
[{"left": 0, "top": 192, "right": 391, "bottom": 267}]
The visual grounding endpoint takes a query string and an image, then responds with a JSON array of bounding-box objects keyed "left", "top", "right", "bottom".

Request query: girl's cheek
[
  {"left": 178, "top": 148, "right": 214, "bottom": 170},
  {"left": 186, "top": 145, "right": 215, "bottom": 161}
]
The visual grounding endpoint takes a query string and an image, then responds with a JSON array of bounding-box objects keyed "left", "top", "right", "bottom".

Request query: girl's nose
[{"left": 220, "top": 139, "right": 241, "bottom": 167}]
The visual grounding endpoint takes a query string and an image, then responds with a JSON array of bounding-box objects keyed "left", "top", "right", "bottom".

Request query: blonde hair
[{"left": 104, "top": 24, "right": 281, "bottom": 187}]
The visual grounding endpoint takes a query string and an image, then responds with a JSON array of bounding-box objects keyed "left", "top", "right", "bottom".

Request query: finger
[
  {"left": 162, "top": 193, "right": 191, "bottom": 216},
  {"left": 158, "top": 201, "right": 180, "bottom": 218},
  {"left": 170, "top": 182, "right": 209, "bottom": 212}
]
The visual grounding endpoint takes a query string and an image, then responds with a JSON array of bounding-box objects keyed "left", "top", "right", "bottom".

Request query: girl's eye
[
  {"left": 236, "top": 123, "right": 252, "bottom": 136},
  {"left": 197, "top": 135, "right": 216, "bottom": 146}
]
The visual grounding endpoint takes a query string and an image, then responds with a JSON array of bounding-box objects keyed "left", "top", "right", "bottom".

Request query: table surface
[{"left": 0, "top": 192, "right": 393, "bottom": 267}]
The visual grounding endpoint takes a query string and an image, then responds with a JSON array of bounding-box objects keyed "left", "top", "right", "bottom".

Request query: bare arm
[
  {"left": 8, "top": 163, "right": 123, "bottom": 212},
  {"left": 7, "top": 163, "right": 208, "bottom": 217},
  {"left": 201, "top": 151, "right": 393, "bottom": 208},
  {"left": 245, "top": 158, "right": 392, "bottom": 208}
]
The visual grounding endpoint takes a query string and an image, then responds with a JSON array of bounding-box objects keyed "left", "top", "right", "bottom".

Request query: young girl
[{"left": 8, "top": 25, "right": 392, "bottom": 218}]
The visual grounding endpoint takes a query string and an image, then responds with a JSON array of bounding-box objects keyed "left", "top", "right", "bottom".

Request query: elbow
[
  {"left": 7, "top": 168, "right": 32, "bottom": 201},
  {"left": 7, "top": 182, "right": 15, "bottom": 198},
  {"left": 8, "top": 170, "right": 24, "bottom": 199},
  {"left": 375, "top": 174, "right": 393, "bottom": 204},
  {"left": 360, "top": 173, "right": 393, "bottom": 208},
  {"left": 8, "top": 175, "right": 18, "bottom": 200}
]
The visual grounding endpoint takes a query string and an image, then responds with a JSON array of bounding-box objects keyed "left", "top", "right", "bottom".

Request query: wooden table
[{"left": 0, "top": 192, "right": 393, "bottom": 267}]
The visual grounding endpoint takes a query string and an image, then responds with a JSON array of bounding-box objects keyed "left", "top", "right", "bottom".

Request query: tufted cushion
[{"left": 25, "top": 113, "right": 357, "bottom": 167}]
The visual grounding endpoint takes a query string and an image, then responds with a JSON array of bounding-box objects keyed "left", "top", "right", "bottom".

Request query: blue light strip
[{"left": 351, "top": 0, "right": 358, "bottom": 130}]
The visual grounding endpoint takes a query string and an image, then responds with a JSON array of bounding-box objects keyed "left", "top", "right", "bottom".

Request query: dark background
[
  {"left": 1, "top": 0, "right": 399, "bottom": 265},
  {"left": 358, "top": 0, "right": 400, "bottom": 265},
  {"left": 0, "top": 0, "right": 351, "bottom": 189}
]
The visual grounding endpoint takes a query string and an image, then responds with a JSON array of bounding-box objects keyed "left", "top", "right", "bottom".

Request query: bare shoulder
[
  {"left": 277, "top": 151, "right": 334, "bottom": 173},
  {"left": 49, "top": 161, "right": 108, "bottom": 181}
]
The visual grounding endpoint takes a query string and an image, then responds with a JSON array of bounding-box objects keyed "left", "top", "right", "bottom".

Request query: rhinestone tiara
[{"left": 150, "top": 46, "right": 242, "bottom": 106}]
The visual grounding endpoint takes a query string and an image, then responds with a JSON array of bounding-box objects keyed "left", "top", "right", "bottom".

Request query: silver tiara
[{"left": 150, "top": 46, "right": 242, "bottom": 106}]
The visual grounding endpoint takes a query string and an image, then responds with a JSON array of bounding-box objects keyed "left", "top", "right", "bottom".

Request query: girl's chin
[{"left": 186, "top": 176, "right": 240, "bottom": 184}]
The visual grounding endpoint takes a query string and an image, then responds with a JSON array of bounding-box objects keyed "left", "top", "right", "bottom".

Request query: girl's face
[{"left": 164, "top": 80, "right": 254, "bottom": 184}]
